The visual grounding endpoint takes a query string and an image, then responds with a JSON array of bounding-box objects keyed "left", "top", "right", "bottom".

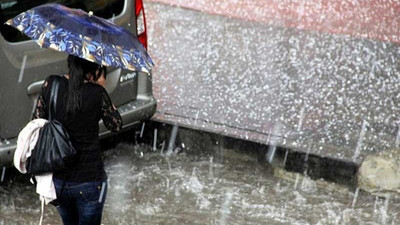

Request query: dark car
[{"left": 0, "top": 0, "right": 156, "bottom": 166}]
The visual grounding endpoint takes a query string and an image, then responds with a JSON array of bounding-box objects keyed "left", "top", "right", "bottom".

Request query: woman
[{"left": 33, "top": 55, "right": 122, "bottom": 225}]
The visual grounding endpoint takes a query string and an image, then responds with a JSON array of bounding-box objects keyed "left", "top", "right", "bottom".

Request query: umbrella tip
[{"left": 88, "top": 11, "right": 93, "bottom": 17}]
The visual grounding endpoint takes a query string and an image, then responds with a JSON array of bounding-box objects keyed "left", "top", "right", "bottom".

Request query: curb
[{"left": 140, "top": 119, "right": 359, "bottom": 188}]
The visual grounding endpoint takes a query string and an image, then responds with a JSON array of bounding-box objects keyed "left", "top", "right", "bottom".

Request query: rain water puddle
[{"left": 1, "top": 143, "right": 399, "bottom": 224}]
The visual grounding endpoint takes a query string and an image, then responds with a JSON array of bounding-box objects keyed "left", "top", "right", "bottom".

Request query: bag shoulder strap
[{"left": 48, "top": 76, "right": 60, "bottom": 121}]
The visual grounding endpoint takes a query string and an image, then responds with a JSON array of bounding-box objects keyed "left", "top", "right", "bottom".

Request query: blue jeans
[{"left": 53, "top": 178, "right": 107, "bottom": 225}]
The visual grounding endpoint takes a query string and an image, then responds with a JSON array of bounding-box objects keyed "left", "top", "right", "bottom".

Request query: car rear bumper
[
  {"left": 0, "top": 95, "right": 156, "bottom": 167},
  {"left": 0, "top": 140, "right": 15, "bottom": 167}
]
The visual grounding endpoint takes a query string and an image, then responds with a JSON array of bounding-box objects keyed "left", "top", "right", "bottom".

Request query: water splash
[
  {"left": 351, "top": 187, "right": 360, "bottom": 208},
  {"left": 194, "top": 111, "right": 199, "bottom": 126},
  {"left": 182, "top": 167, "right": 204, "bottom": 193},
  {"left": 219, "top": 190, "right": 233, "bottom": 225},
  {"left": 18, "top": 55, "right": 27, "bottom": 83},
  {"left": 352, "top": 121, "right": 367, "bottom": 162},
  {"left": 153, "top": 128, "right": 158, "bottom": 151},
  {"left": 166, "top": 125, "right": 179, "bottom": 156},
  {"left": 165, "top": 157, "right": 172, "bottom": 175},
  {"left": 137, "top": 173, "right": 143, "bottom": 187},
  {"left": 381, "top": 194, "right": 391, "bottom": 224},
  {"left": 209, "top": 156, "right": 214, "bottom": 178},
  {"left": 282, "top": 149, "right": 289, "bottom": 167},
  {"left": 297, "top": 107, "right": 306, "bottom": 131},
  {"left": 304, "top": 140, "right": 312, "bottom": 163},
  {"left": 373, "top": 196, "right": 379, "bottom": 218},
  {"left": 140, "top": 122, "right": 145, "bottom": 138},
  {"left": 395, "top": 126, "right": 400, "bottom": 147},
  {"left": 1, "top": 167, "right": 5, "bottom": 183},
  {"left": 160, "top": 141, "right": 165, "bottom": 156},
  {"left": 266, "top": 123, "right": 281, "bottom": 163},
  {"left": 162, "top": 175, "right": 170, "bottom": 189},
  {"left": 293, "top": 173, "right": 300, "bottom": 190}
]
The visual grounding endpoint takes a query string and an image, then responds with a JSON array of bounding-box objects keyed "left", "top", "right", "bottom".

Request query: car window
[{"left": 0, "top": 0, "right": 124, "bottom": 42}]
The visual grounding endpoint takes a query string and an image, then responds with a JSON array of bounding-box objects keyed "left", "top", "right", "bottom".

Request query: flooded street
[{"left": 1, "top": 142, "right": 399, "bottom": 224}]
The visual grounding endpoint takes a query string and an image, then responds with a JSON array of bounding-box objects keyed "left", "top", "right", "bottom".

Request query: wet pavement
[
  {"left": 145, "top": 2, "right": 400, "bottom": 162},
  {"left": 1, "top": 142, "right": 400, "bottom": 224}
]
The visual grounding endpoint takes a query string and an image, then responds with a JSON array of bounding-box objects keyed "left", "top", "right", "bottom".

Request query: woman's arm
[
  {"left": 32, "top": 78, "right": 50, "bottom": 120},
  {"left": 100, "top": 89, "right": 122, "bottom": 132}
]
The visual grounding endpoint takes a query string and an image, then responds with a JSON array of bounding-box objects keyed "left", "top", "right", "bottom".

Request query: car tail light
[{"left": 135, "top": 0, "right": 147, "bottom": 50}]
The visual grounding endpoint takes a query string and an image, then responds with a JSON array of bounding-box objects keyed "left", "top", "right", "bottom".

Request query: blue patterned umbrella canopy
[{"left": 5, "top": 3, "right": 154, "bottom": 73}]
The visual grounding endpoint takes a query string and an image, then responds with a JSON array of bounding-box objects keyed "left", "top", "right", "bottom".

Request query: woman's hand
[
  {"left": 92, "top": 67, "right": 106, "bottom": 88},
  {"left": 95, "top": 73, "right": 106, "bottom": 88}
]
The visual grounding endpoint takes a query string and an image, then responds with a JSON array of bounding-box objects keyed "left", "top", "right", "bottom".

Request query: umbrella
[{"left": 5, "top": 3, "right": 154, "bottom": 73}]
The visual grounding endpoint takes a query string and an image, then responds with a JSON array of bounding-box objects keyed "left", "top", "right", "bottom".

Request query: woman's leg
[
  {"left": 74, "top": 181, "right": 107, "bottom": 225},
  {"left": 53, "top": 179, "right": 79, "bottom": 225}
]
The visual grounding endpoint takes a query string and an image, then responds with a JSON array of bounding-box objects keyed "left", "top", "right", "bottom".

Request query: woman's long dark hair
[{"left": 66, "top": 55, "right": 99, "bottom": 115}]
